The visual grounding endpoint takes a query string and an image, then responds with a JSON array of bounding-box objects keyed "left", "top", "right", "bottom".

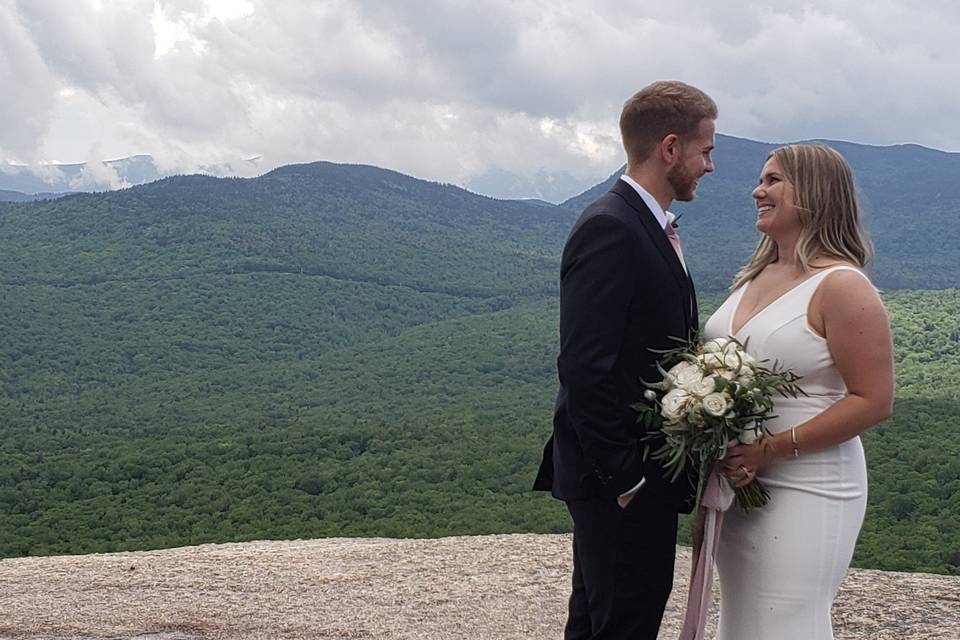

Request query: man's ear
[{"left": 659, "top": 133, "right": 681, "bottom": 165}]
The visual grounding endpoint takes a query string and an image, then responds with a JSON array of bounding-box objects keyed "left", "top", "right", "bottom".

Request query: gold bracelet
[{"left": 790, "top": 427, "right": 800, "bottom": 457}]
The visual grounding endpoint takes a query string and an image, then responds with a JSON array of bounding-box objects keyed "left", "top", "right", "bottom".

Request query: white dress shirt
[{"left": 619, "top": 174, "right": 669, "bottom": 230}]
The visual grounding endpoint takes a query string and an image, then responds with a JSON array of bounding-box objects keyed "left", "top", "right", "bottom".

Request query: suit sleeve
[{"left": 557, "top": 213, "right": 645, "bottom": 498}]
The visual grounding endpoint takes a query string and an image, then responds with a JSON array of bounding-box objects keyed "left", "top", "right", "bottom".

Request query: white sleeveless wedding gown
[{"left": 702, "top": 265, "right": 870, "bottom": 640}]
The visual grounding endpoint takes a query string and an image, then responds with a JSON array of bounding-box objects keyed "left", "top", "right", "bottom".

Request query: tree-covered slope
[
  {"left": 0, "top": 274, "right": 500, "bottom": 397},
  {"left": 1, "top": 292, "right": 957, "bottom": 573},
  {"left": 0, "top": 162, "right": 574, "bottom": 297}
]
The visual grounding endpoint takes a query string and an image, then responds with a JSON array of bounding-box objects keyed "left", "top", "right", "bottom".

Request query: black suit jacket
[{"left": 534, "top": 179, "right": 699, "bottom": 513}]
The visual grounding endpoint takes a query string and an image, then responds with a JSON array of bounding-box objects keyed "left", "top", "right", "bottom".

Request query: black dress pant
[{"left": 564, "top": 489, "right": 678, "bottom": 640}]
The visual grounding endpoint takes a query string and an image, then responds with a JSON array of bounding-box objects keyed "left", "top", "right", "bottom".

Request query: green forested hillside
[
  {"left": 0, "top": 164, "right": 571, "bottom": 297},
  {"left": 1, "top": 286, "right": 957, "bottom": 572},
  {"left": 0, "top": 158, "right": 957, "bottom": 575},
  {"left": 0, "top": 275, "right": 498, "bottom": 397},
  {"left": 0, "top": 299, "right": 562, "bottom": 554},
  {"left": 857, "top": 291, "right": 960, "bottom": 572}
]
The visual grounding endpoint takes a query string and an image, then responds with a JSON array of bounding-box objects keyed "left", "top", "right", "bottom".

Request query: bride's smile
[{"left": 752, "top": 156, "right": 798, "bottom": 235}]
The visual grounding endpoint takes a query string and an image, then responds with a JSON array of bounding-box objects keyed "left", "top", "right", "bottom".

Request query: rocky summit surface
[{"left": 0, "top": 534, "right": 958, "bottom": 639}]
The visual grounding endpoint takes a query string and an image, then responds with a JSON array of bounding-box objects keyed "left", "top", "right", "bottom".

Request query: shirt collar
[{"left": 619, "top": 174, "right": 672, "bottom": 230}]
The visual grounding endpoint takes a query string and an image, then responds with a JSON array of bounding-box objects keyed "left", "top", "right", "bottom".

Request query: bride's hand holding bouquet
[{"left": 634, "top": 335, "right": 805, "bottom": 510}]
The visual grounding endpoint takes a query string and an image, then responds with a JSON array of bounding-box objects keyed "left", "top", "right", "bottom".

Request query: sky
[{"left": 2, "top": 0, "right": 959, "bottom": 200}]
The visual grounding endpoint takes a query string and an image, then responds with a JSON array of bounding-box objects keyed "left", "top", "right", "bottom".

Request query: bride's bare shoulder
[{"left": 808, "top": 265, "right": 884, "bottom": 336}]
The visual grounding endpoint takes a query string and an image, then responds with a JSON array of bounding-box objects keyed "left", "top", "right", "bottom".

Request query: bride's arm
[{"left": 724, "top": 269, "right": 894, "bottom": 479}]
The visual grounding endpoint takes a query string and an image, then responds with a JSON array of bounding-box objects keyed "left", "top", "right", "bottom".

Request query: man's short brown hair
[{"left": 619, "top": 81, "right": 717, "bottom": 164}]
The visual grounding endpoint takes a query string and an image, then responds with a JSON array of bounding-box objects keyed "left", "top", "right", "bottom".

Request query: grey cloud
[
  {"left": 15, "top": 0, "right": 156, "bottom": 91},
  {"left": 13, "top": 0, "right": 247, "bottom": 143},
  {"left": 0, "top": 1, "right": 57, "bottom": 161},
  {"left": 2, "top": 0, "right": 959, "bottom": 198}
]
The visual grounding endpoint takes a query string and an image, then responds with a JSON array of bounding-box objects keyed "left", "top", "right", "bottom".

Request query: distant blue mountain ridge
[
  {"left": 0, "top": 155, "right": 263, "bottom": 198},
  {"left": 0, "top": 155, "right": 162, "bottom": 195}
]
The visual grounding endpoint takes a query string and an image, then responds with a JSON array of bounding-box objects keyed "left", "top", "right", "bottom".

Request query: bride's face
[{"left": 752, "top": 157, "right": 799, "bottom": 238}]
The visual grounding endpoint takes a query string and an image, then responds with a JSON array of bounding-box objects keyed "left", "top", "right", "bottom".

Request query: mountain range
[
  {"left": 3, "top": 134, "right": 958, "bottom": 292},
  {"left": 2, "top": 155, "right": 597, "bottom": 204},
  {"left": 4, "top": 135, "right": 959, "bottom": 292}
]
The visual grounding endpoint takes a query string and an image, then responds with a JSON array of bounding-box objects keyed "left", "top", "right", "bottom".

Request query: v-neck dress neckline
[{"left": 728, "top": 266, "right": 852, "bottom": 337}]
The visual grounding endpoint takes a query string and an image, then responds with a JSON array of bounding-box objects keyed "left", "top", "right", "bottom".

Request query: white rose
[
  {"left": 723, "top": 339, "right": 743, "bottom": 353},
  {"left": 736, "top": 366, "right": 756, "bottom": 385},
  {"left": 722, "top": 343, "right": 756, "bottom": 370},
  {"left": 702, "top": 337, "right": 730, "bottom": 354},
  {"left": 661, "top": 389, "right": 692, "bottom": 422},
  {"left": 687, "top": 405, "right": 706, "bottom": 425},
  {"left": 701, "top": 392, "right": 733, "bottom": 417},
  {"left": 687, "top": 375, "right": 717, "bottom": 397},
  {"left": 643, "top": 389, "right": 657, "bottom": 401},
  {"left": 698, "top": 352, "right": 725, "bottom": 372},
  {"left": 667, "top": 361, "right": 702, "bottom": 389},
  {"left": 739, "top": 426, "right": 761, "bottom": 445},
  {"left": 722, "top": 351, "right": 748, "bottom": 372}
]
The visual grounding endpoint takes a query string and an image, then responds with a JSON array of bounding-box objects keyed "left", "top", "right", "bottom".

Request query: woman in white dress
[{"left": 702, "top": 144, "right": 895, "bottom": 639}]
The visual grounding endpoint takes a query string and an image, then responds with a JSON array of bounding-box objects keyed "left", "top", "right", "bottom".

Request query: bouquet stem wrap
[{"left": 680, "top": 465, "right": 735, "bottom": 640}]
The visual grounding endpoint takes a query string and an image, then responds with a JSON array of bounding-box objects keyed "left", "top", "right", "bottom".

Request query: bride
[{"left": 702, "top": 144, "right": 894, "bottom": 639}]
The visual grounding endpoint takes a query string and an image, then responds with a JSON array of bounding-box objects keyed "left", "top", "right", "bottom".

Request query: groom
[{"left": 534, "top": 81, "right": 717, "bottom": 639}]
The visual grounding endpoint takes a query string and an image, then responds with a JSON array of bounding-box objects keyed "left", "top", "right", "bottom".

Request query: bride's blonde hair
[{"left": 732, "top": 144, "right": 874, "bottom": 289}]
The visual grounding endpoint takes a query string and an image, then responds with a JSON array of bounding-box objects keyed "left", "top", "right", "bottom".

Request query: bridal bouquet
[{"left": 634, "top": 336, "right": 804, "bottom": 510}]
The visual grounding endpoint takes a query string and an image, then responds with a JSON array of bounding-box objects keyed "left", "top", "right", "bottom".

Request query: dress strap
[
  {"left": 768, "top": 265, "right": 872, "bottom": 323},
  {"left": 802, "top": 265, "right": 873, "bottom": 291}
]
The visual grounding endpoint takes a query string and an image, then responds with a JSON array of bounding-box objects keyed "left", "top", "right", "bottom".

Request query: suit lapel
[
  {"left": 688, "top": 272, "right": 700, "bottom": 334},
  {"left": 610, "top": 181, "right": 691, "bottom": 294}
]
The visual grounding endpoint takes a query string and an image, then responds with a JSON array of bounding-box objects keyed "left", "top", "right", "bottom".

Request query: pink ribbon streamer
[{"left": 679, "top": 467, "right": 735, "bottom": 640}]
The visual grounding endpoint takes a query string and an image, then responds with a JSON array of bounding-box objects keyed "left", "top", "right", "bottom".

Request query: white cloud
[
  {"left": 0, "top": 0, "right": 58, "bottom": 162},
  {"left": 69, "top": 152, "right": 130, "bottom": 191},
  {"left": 0, "top": 0, "right": 958, "bottom": 198}
]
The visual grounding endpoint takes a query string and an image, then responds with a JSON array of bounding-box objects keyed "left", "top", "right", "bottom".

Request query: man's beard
[{"left": 668, "top": 161, "right": 700, "bottom": 202}]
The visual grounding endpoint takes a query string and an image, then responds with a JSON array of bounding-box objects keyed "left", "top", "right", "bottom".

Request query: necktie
[{"left": 664, "top": 216, "right": 687, "bottom": 272}]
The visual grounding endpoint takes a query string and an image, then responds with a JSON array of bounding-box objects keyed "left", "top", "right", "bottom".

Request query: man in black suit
[{"left": 534, "top": 81, "right": 717, "bottom": 639}]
